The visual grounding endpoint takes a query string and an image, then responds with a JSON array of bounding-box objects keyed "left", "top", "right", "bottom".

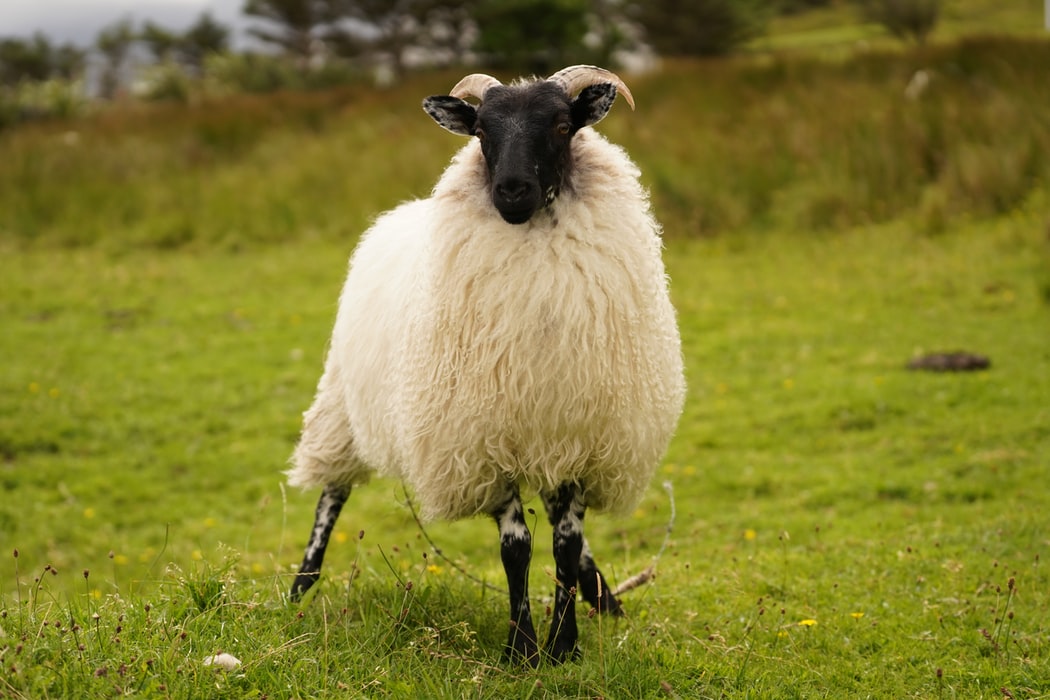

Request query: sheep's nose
[{"left": 496, "top": 179, "right": 530, "bottom": 203}]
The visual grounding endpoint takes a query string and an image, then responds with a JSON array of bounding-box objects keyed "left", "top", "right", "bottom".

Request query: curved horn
[
  {"left": 546, "top": 65, "right": 635, "bottom": 110},
  {"left": 449, "top": 73, "right": 503, "bottom": 102}
]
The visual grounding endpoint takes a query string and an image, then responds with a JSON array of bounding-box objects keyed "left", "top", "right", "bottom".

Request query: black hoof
[
  {"left": 289, "top": 572, "right": 319, "bottom": 602},
  {"left": 543, "top": 638, "right": 581, "bottom": 665},
  {"left": 596, "top": 591, "right": 625, "bottom": 617},
  {"left": 504, "top": 621, "right": 539, "bottom": 668}
]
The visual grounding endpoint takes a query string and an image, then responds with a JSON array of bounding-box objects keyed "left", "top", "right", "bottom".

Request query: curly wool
[{"left": 288, "top": 128, "right": 685, "bottom": 521}]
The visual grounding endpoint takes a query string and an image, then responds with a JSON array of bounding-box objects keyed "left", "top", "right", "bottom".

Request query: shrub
[
  {"left": 203, "top": 52, "right": 303, "bottom": 94},
  {"left": 0, "top": 78, "right": 86, "bottom": 128},
  {"left": 859, "top": 0, "right": 941, "bottom": 45},
  {"left": 203, "top": 52, "right": 363, "bottom": 94},
  {"left": 136, "top": 62, "right": 193, "bottom": 102},
  {"left": 472, "top": 0, "right": 592, "bottom": 73},
  {"left": 777, "top": 0, "right": 833, "bottom": 14},
  {"left": 630, "top": 0, "right": 769, "bottom": 57}
]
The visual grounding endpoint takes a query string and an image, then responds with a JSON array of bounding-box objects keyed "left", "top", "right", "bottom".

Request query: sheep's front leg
[
  {"left": 542, "top": 482, "right": 586, "bottom": 663},
  {"left": 492, "top": 488, "right": 539, "bottom": 667},
  {"left": 290, "top": 484, "right": 350, "bottom": 601}
]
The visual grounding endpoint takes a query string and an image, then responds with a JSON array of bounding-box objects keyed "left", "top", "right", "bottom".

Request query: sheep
[{"left": 286, "top": 65, "right": 685, "bottom": 666}]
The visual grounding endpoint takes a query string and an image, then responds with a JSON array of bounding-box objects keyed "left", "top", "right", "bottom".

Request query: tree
[
  {"left": 0, "top": 34, "right": 85, "bottom": 87},
  {"left": 860, "top": 0, "right": 940, "bottom": 46},
  {"left": 141, "top": 21, "right": 181, "bottom": 63},
  {"left": 471, "top": 0, "right": 591, "bottom": 74},
  {"left": 141, "top": 13, "right": 230, "bottom": 75},
  {"left": 629, "top": 0, "right": 767, "bottom": 57},
  {"left": 50, "top": 42, "right": 86, "bottom": 81},
  {"left": 96, "top": 18, "right": 136, "bottom": 98},
  {"left": 243, "top": 0, "right": 340, "bottom": 67},
  {"left": 583, "top": 0, "right": 641, "bottom": 69},
  {"left": 325, "top": 0, "right": 474, "bottom": 74},
  {"left": 0, "top": 33, "right": 53, "bottom": 86},
  {"left": 181, "top": 12, "right": 231, "bottom": 72}
]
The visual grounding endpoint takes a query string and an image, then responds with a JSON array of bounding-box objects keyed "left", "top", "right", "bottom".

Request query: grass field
[
  {"left": 753, "top": 0, "right": 1046, "bottom": 52},
  {"left": 2, "top": 28, "right": 1050, "bottom": 700}
]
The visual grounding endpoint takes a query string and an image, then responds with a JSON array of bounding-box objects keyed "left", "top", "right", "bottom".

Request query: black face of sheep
[{"left": 423, "top": 66, "right": 633, "bottom": 225}]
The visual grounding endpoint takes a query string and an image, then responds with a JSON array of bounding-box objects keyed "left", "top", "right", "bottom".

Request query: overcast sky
[{"left": 0, "top": 0, "right": 249, "bottom": 47}]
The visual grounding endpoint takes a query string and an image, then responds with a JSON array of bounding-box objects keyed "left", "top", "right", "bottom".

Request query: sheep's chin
[{"left": 497, "top": 207, "right": 535, "bottom": 225}]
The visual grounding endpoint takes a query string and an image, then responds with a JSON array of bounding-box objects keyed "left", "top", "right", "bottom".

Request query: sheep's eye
[{"left": 556, "top": 123, "right": 571, "bottom": 136}]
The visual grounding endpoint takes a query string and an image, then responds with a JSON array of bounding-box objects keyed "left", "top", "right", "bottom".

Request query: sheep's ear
[
  {"left": 423, "top": 96, "right": 477, "bottom": 136},
  {"left": 570, "top": 83, "right": 619, "bottom": 128}
]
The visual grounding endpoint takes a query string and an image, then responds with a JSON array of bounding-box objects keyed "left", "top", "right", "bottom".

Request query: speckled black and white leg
[
  {"left": 491, "top": 487, "right": 539, "bottom": 667},
  {"left": 541, "top": 482, "right": 586, "bottom": 663},
  {"left": 290, "top": 483, "right": 350, "bottom": 601}
]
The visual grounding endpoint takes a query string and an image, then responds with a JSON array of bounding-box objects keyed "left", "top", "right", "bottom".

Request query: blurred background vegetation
[
  {"left": 1, "top": 0, "right": 1047, "bottom": 250},
  {"left": 0, "top": 0, "right": 1044, "bottom": 126}
]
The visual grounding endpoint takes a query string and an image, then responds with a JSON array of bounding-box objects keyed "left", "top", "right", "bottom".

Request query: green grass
[
  {"left": 3, "top": 215, "right": 1048, "bottom": 698},
  {"left": 3, "top": 34, "right": 1050, "bottom": 699},
  {"left": 753, "top": 0, "right": 1046, "bottom": 53}
]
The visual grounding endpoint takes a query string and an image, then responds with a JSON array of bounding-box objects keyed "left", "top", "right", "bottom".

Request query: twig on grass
[
  {"left": 613, "top": 480, "right": 677, "bottom": 596},
  {"left": 400, "top": 483, "right": 505, "bottom": 594},
  {"left": 611, "top": 566, "right": 656, "bottom": 597}
]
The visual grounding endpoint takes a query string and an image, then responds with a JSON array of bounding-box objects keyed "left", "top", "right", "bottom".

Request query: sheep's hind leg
[
  {"left": 541, "top": 483, "right": 586, "bottom": 663},
  {"left": 578, "top": 537, "right": 624, "bottom": 617},
  {"left": 290, "top": 484, "right": 350, "bottom": 602},
  {"left": 492, "top": 487, "right": 539, "bottom": 667}
]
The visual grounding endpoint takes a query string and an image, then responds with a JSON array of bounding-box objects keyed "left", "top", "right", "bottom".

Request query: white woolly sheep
[{"left": 287, "top": 65, "right": 685, "bottom": 666}]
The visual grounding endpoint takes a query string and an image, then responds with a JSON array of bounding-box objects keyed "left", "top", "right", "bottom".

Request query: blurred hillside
[
  {"left": 1, "top": 35, "right": 1048, "bottom": 249},
  {"left": 2, "top": 1, "right": 1048, "bottom": 250},
  {"left": 0, "top": 0, "right": 1046, "bottom": 125},
  {"left": 754, "top": 0, "right": 1045, "bottom": 52}
]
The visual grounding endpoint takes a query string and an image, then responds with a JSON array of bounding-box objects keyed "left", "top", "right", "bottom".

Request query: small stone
[{"left": 203, "top": 653, "right": 241, "bottom": 671}]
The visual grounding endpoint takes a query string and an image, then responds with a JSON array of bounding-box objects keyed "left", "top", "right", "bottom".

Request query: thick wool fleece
[{"left": 288, "top": 128, "right": 685, "bottom": 521}]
